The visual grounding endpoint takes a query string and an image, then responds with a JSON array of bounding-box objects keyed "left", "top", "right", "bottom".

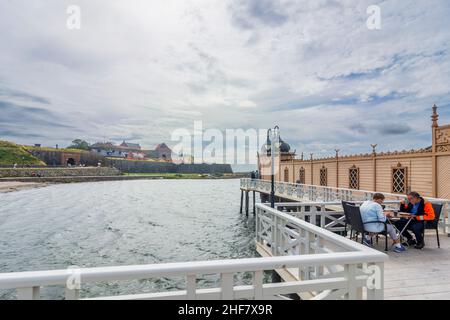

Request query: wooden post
[
  {"left": 239, "top": 190, "right": 243, "bottom": 214},
  {"left": 253, "top": 190, "right": 256, "bottom": 215},
  {"left": 245, "top": 191, "right": 249, "bottom": 217}
]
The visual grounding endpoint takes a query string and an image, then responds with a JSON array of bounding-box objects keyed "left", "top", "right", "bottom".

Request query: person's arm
[
  {"left": 399, "top": 201, "right": 408, "bottom": 213},
  {"left": 416, "top": 202, "right": 435, "bottom": 221},
  {"left": 376, "top": 204, "right": 386, "bottom": 222}
]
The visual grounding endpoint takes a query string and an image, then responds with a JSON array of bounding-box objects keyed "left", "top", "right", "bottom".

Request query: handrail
[
  {"left": 256, "top": 203, "right": 384, "bottom": 253},
  {"left": 241, "top": 178, "right": 450, "bottom": 202},
  {"left": 0, "top": 201, "right": 387, "bottom": 300},
  {"left": 0, "top": 251, "right": 386, "bottom": 290}
]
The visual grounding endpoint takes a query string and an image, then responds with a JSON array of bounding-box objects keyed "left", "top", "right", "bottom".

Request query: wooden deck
[
  {"left": 371, "top": 231, "right": 450, "bottom": 300},
  {"left": 257, "top": 231, "right": 450, "bottom": 300}
]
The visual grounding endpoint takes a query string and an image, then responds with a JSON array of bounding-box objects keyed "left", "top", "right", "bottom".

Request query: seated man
[
  {"left": 360, "top": 193, "right": 405, "bottom": 252},
  {"left": 395, "top": 191, "right": 435, "bottom": 249}
]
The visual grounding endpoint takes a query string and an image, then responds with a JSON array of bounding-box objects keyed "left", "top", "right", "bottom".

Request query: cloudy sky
[{"left": 0, "top": 0, "right": 449, "bottom": 163}]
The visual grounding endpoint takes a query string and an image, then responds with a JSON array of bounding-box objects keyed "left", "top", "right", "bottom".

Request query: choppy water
[{"left": 0, "top": 179, "right": 257, "bottom": 299}]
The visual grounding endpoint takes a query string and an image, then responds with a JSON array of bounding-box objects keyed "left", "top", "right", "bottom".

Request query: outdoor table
[{"left": 385, "top": 211, "right": 415, "bottom": 244}]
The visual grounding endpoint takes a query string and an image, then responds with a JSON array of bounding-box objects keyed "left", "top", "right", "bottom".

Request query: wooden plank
[{"left": 385, "top": 282, "right": 450, "bottom": 298}]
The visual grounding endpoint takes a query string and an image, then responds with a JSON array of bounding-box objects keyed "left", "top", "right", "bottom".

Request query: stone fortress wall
[
  {"left": 105, "top": 159, "right": 233, "bottom": 174},
  {"left": 0, "top": 167, "right": 121, "bottom": 178}
]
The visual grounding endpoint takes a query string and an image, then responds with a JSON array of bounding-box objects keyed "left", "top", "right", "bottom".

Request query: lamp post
[{"left": 267, "top": 126, "right": 280, "bottom": 208}]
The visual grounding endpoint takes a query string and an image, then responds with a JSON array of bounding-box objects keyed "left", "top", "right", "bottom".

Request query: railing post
[
  {"left": 366, "top": 262, "right": 384, "bottom": 300},
  {"left": 306, "top": 232, "right": 315, "bottom": 280},
  {"left": 444, "top": 204, "right": 450, "bottom": 235},
  {"left": 272, "top": 215, "right": 277, "bottom": 255},
  {"left": 345, "top": 264, "right": 359, "bottom": 300},
  {"left": 65, "top": 287, "right": 80, "bottom": 300},
  {"left": 17, "top": 287, "right": 40, "bottom": 300},
  {"left": 253, "top": 270, "right": 264, "bottom": 300},
  {"left": 316, "top": 237, "right": 325, "bottom": 277},
  {"left": 186, "top": 274, "right": 197, "bottom": 300},
  {"left": 221, "top": 273, "right": 234, "bottom": 299},
  {"left": 256, "top": 207, "right": 262, "bottom": 245}
]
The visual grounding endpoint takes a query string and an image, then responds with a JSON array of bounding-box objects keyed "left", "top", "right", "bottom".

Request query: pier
[
  {"left": 1, "top": 178, "right": 449, "bottom": 300},
  {"left": 243, "top": 179, "right": 450, "bottom": 300},
  {"left": 0, "top": 202, "right": 386, "bottom": 300}
]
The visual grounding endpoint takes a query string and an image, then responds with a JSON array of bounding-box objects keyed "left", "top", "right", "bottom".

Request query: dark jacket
[{"left": 400, "top": 198, "right": 435, "bottom": 221}]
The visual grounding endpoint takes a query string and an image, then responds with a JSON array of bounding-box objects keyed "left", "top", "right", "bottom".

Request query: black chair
[
  {"left": 345, "top": 204, "right": 389, "bottom": 251},
  {"left": 423, "top": 203, "right": 444, "bottom": 248},
  {"left": 342, "top": 201, "right": 355, "bottom": 238}
]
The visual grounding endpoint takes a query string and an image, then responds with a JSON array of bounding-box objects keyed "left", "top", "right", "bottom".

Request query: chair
[
  {"left": 345, "top": 204, "right": 389, "bottom": 251},
  {"left": 423, "top": 203, "right": 444, "bottom": 248},
  {"left": 342, "top": 201, "right": 355, "bottom": 238}
]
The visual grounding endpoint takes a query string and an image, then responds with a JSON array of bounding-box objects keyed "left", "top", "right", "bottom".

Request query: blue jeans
[{"left": 395, "top": 219, "right": 424, "bottom": 243}]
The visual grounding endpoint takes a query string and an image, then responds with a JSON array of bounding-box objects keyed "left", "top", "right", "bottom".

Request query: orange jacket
[{"left": 400, "top": 198, "right": 435, "bottom": 221}]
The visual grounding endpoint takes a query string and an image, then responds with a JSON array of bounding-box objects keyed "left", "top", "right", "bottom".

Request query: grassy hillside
[
  {"left": 0, "top": 141, "right": 46, "bottom": 166},
  {"left": 24, "top": 145, "right": 84, "bottom": 153}
]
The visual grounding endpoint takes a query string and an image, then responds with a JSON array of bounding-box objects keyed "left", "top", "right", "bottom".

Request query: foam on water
[{"left": 0, "top": 179, "right": 257, "bottom": 299}]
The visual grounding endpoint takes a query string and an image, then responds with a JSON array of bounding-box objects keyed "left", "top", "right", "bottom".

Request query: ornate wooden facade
[{"left": 259, "top": 105, "right": 450, "bottom": 199}]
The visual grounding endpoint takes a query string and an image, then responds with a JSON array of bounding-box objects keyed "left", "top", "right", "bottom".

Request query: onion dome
[{"left": 278, "top": 136, "right": 291, "bottom": 153}]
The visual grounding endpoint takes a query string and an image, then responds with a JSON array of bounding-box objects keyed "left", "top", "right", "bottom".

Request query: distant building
[
  {"left": 155, "top": 143, "right": 172, "bottom": 161},
  {"left": 90, "top": 142, "right": 129, "bottom": 158},
  {"left": 90, "top": 141, "right": 172, "bottom": 162},
  {"left": 258, "top": 105, "right": 450, "bottom": 199},
  {"left": 120, "top": 141, "right": 141, "bottom": 150}
]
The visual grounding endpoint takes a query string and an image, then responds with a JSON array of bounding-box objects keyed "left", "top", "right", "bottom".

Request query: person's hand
[
  {"left": 399, "top": 212, "right": 411, "bottom": 218},
  {"left": 384, "top": 211, "right": 393, "bottom": 217},
  {"left": 400, "top": 200, "right": 405, "bottom": 205}
]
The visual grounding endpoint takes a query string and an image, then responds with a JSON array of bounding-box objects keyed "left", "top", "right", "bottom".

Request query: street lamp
[{"left": 266, "top": 126, "right": 280, "bottom": 208}]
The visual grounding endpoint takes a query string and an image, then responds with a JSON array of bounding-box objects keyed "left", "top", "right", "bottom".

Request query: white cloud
[{"left": 0, "top": 0, "right": 449, "bottom": 159}]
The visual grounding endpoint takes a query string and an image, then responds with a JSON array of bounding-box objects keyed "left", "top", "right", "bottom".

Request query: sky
[{"left": 0, "top": 0, "right": 449, "bottom": 164}]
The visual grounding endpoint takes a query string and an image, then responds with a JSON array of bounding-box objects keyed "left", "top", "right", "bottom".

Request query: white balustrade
[
  {"left": 255, "top": 203, "right": 387, "bottom": 300},
  {"left": 0, "top": 202, "right": 387, "bottom": 300},
  {"left": 242, "top": 179, "right": 450, "bottom": 234}
]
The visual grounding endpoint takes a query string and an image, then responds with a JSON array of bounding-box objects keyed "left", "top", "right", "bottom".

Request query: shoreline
[
  {"left": 0, "top": 173, "right": 248, "bottom": 191},
  {"left": 0, "top": 181, "right": 50, "bottom": 193}
]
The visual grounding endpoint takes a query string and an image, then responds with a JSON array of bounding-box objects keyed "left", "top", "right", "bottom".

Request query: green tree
[{"left": 68, "top": 139, "right": 90, "bottom": 150}]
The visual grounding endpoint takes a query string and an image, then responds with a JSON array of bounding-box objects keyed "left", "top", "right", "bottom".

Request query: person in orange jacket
[{"left": 395, "top": 191, "right": 435, "bottom": 249}]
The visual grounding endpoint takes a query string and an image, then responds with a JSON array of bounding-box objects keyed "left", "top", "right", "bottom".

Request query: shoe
[
  {"left": 402, "top": 239, "right": 417, "bottom": 246},
  {"left": 363, "top": 238, "right": 373, "bottom": 248},
  {"left": 393, "top": 245, "right": 406, "bottom": 253},
  {"left": 415, "top": 242, "right": 425, "bottom": 250}
]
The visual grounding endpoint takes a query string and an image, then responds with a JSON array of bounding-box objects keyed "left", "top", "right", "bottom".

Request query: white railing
[
  {"left": 274, "top": 201, "right": 401, "bottom": 233},
  {"left": 255, "top": 203, "right": 387, "bottom": 300},
  {"left": 0, "top": 253, "right": 384, "bottom": 300},
  {"left": 242, "top": 179, "right": 450, "bottom": 234},
  {"left": 0, "top": 203, "right": 387, "bottom": 301}
]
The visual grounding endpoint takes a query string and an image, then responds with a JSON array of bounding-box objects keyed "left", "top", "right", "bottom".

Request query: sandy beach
[{"left": 0, "top": 181, "right": 49, "bottom": 193}]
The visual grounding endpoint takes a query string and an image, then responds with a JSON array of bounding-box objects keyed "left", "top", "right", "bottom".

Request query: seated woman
[
  {"left": 395, "top": 191, "right": 435, "bottom": 249},
  {"left": 360, "top": 193, "right": 406, "bottom": 253}
]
